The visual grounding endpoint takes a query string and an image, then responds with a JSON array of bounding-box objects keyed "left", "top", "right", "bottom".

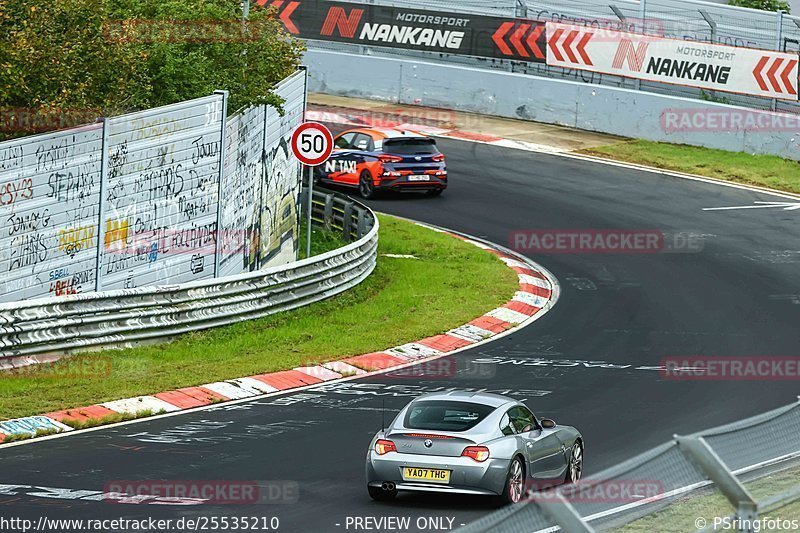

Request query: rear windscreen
[
  {"left": 383, "top": 138, "right": 438, "bottom": 155},
  {"left": 404, "top": 401, "right": 495, "bottom": 432}
]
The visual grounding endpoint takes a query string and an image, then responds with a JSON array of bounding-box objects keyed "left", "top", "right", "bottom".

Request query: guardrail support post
[
  {"left": 343, "top": 202, "right": 354, "bottom": 242},
  {"left": 675, "top": 435, "right": 758, "bottom": 532},
  {"left": 357, "top": 209, "right": 366, "bottom": 239},
  {"left": 535, "top": 493, "right": 595, "bottom": 533},
  {"left": 324, "top": 193, "right": 334, "bottom": 231}
]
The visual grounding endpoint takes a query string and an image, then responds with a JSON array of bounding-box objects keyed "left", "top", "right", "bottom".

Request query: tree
[
  {"left": 728, "top": 0, "right": 791, "bottom": 13},
  {"left": 0, "top": 0, "right": 303, "bottom": 136}
]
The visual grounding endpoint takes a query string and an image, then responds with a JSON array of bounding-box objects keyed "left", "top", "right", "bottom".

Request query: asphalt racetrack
[{"left": 3, "top": 138, "right": 799, "bottom": 532}]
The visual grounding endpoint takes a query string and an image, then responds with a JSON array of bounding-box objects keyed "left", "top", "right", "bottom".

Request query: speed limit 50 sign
[{"left": 291, "top": 122, "right": 334, "bottom": 166}]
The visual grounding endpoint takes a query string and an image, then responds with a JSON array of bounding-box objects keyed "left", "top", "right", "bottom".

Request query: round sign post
[{"left": 291, "top": 122, "right": 334, "bottom": 259}]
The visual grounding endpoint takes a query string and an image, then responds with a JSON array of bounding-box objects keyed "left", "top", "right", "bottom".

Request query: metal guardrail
[
  {"left": 459, "top": 399, "right": 800, "bottom": 533},
  {"left": 0, "top": 190, "right": 377, "bottom": 361}
]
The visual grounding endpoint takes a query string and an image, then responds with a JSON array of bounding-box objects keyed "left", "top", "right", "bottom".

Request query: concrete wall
[{"left": 305, "top": 49, "right": 800, "bottom": 161}]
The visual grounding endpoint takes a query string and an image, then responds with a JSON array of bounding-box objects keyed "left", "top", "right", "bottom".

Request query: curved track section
[{"left": 2, "top": 139, "right": 799, "bottom": 532}]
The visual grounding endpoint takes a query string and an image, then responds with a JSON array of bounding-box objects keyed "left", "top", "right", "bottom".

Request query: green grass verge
[
  {"left": 297, "top": 216, "right": 348, "bottom": 259},
  {"left": 0, "top": 214, "right": 518, "bottom": 420},
  {"left": 617, "top": 465, "right": 800, "bottom": 532},
  {"left": 579, "top": 140, "right": 800, "bottom": 195}
]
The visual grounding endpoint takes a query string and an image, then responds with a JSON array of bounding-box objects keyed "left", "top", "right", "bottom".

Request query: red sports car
[{"left": 315, "top": 128, "right": 447, "bottom": 198}]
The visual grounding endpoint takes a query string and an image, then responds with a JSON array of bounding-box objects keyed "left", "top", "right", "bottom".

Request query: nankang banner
[
  {"left": 545, "top": 22, "right": 799, "bottom": 100},
  {"left": 258, "top": 0, "right": 546, "bottom": 63}
]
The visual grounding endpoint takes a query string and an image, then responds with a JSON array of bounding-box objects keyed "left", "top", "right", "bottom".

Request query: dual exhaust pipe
[{"left": 381, "top": 482, "right": 396, "bottom": 491}]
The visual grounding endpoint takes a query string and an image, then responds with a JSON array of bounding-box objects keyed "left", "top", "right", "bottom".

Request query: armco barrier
[
  {"left": 0, "top": 189, "right": 377, "bottom": 362},
  {"left": 304, "top": 49, "right": 800, "bottom": 161},
  {"left": 460, "top": 399, "right": 800, "bottom": 533}
]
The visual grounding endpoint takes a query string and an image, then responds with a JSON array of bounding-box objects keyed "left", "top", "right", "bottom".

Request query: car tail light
[
  {"left": 379, "top": 154, "right": 403, "bottom": 163},
  {"left": 461, "top": 446, "right": 490, "bottom": 462},
  {"left": 375, "top": 439, "right": 397, "bottom": 455},
  {"left": 432, "top": 153, "right": 445, "bottom": 162}
]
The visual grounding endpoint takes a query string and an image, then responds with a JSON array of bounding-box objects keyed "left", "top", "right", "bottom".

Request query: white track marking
[{"left": 703, "top": 201, "right": 800, "bottom": 211}]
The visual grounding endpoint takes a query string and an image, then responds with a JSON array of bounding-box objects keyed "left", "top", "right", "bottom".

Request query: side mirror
[{"left": 540, "top": 418, "right": 556, "bottom": 429}]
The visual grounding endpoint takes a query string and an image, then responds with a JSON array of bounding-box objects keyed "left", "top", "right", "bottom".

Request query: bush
[
  {"left": 728, "top": 0, "right": 791, "bottom": 13},
  {"left": 0, "top": 0, "right": 303, "bottom": 132}
]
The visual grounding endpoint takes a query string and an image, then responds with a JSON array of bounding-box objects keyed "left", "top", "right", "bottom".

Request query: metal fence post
[
  {"left": 95, "top": 118, "right": 110, "bottom": 292},
  {"left": 635, "top": 0, "right": 647, "bottom": 91},
  {"left": 213, "top": 90, "right": 229, "bottom": 278},
  {"left": 774, "top": 10, "right": 785, "bottom": 111},
  {"left": 698, "top": 10, "right": 718, "bottom": 101},
  {"left": 675, "top": 435, "right": 758, "bottom": 532},
  {"left": 299, "top": 65, "right": 313, "bottom": 259},
  {"left": 516, "top": 0, "right": 528, "bottom": 18}
]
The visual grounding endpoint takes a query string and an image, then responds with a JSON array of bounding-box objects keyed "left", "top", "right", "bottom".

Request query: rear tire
[
  {"left": 426, "top": 188, "right": 444, "bottom": 197},
  {"left": 368, "top": 485, "right": 397, "bottom": 502},
  {"left": 499, "top": 456, "right": 525, "bottom": 505},
  {"left": 359, "top": 171, "right": 376, "bottom": 199}
]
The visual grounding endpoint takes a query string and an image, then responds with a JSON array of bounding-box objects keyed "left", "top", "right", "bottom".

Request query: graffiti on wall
[
  {"left": 218, "top": 106, "right": 265, "bottom": 277},
  {"left": 0, "top": 70, "right": 306, "bottom": 304},
  {"left": 0, "top": 126, "right": 103, "bottom": 301},
  {"left": 260, "top": 72, "right": 305, "bottom": 267},
  {"left": 99, "top": 97, "right": 225, "bottom": 290}
]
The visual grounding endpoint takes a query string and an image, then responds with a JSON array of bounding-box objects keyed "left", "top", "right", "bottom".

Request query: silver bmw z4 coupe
[{"left": 365, "top": 391, "right": 583, "bottom": 504}]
